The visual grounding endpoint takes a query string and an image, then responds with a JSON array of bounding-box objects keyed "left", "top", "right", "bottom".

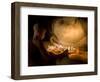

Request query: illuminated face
[{"left": 51, "top": 17, "right": 87, "bottom": 48}]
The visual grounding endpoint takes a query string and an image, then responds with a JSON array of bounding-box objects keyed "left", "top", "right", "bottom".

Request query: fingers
[{"left": 68, "top": 50, "right": 87, "bottom": 63}]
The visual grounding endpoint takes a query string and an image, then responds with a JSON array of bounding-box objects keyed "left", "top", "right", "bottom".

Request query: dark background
[{"left": 28, "top": 15, "right": 56, "bottom": 40}]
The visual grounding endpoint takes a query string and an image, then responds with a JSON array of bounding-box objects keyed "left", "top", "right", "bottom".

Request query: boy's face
[{"left": 52, "top": 18, "right": 86, "bottom": 47}]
